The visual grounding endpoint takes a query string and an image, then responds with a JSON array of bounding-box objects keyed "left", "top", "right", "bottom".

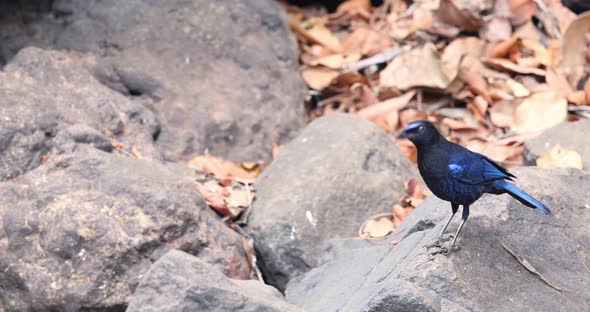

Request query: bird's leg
[
  {"left": 440, "top": 203, "right": 459, "bottom": 237},
  {"left": 451, "top": 205, "right": 470, "bottom": 247}
]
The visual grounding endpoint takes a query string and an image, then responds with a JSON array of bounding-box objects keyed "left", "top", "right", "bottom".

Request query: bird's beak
[{"left": 396, "top": 132, "right": 407, "bottom": 139}]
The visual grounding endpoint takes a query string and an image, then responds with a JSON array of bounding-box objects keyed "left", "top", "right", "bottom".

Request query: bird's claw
[{"left": 425, "top": 241, "right": 449, "bottom": 256}]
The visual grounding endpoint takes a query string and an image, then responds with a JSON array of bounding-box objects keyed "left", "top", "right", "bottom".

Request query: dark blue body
[{"left": 416, "top": 136, "right": 550, "bottom": 215}]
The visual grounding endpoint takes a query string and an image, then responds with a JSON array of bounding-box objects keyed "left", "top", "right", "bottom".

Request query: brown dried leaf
[
  {"left": 303, "top": 20, "right": 342, "bottom": 52},
  {"left": 196, "top": 183, "right": 231, "bottom": 217},
  {"left": 482, "top": 57, "right": 546, "bottom": 76},
  {"left": 481, "top": 17, "right": 512, "bottom": 42},
  {"left": 301, "top": 67, "right": 340, "bottom": 90},
  {"left": 567, "top": 90, "right": 587, "bottom": 106},
  {"left": 466, "top": 140, "right": 518, "bottom": 162},
  {"left": 336, "top": 0, "right": 371, "bottom": 15},
  {"left": 360, "top": 214, "right": 395, "bottom": 238},
  {"left": 225, "top": 188, "right": 253, "bottom": 208},
  {"left": 513, "top": 90, "right": 567, "bottom": 133},
  {"left": 536, "top": 144, "right": 583, "bottom": 169},
  {"left": 489, "top": 100, "right": 517, "bottom": 128},
  {"left": 381, "top": 43, "right": 452, "bottom": 90},
  {"left": 357, "top": 90, "right": 416, "bottom": 120},
  {"left": 309, "top": 54, "right": 344, "bottom": 69},
  {"left": 441, "top": 37, "right": 485, "bottom": 82},
  {"left": 558, "top": 11, "right": 590, "bottom": 88},
  {"left": 509, "top": 0, "right": 537, "bottom": 25},
  {"left": 188, "top": 155, "right": 258, "bottom": 182},
  {"left": 437, "top": 0, "right": 488, "bottom": 32}
]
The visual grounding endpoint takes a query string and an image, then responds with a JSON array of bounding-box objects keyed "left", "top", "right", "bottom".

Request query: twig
[
  {"left": 533, "top": 0, "right": 561, "bottom": 40},
  {"left": 343, "top": 45, "right": 411, "bottom": 72},
  {"left": 501, "top": 241, "right": 562, "bottom": 291}
]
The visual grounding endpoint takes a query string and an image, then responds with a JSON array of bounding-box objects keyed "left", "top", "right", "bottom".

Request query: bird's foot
[
  {"left": 425, "top": 241, "right": 449, "bottom": 256},
  {"left": 440, "top": 233, "right": 454, "bottom": 243}
]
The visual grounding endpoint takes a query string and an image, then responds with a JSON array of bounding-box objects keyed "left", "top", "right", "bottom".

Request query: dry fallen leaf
[
  {"left": 513, "top": 90, "right": 567, "bottom": 133},
  {"left": 482, "top": 57, "right": 547, "bottom": 76},
  {"left": 558, "top": 11, "right": 590, "bottom": 88},
  {"left": 188, "top": 154, "right": 259, "bottom": 182},
  {"left": 381, "top": 43, "right": 452, "bottom": 90},
  {"left": 437, "top": 0, "right": 487, "bottom": 32},
  {"left": 356, "top": 90, "right": 416, "bottom": 120},
  {"left": 360, "top": 213, "right": 395, "bottom": 238},
  {"left": 489, "top": 100, "right": 517, "bottom": 128},
  {"left": 301, "top": 67, "right": 341, "bottom": 90},
  {"left": 309, "top": 54, "right": 344, "bottom": 69},
  {"left": 291, "top": 17, "right": 342, "bottom": 52},
  {"left": 225, "top": 188, "right": 253, "bottom": 208},
  {"left": 537, "top": 145, "right": 583, "bottom": 169}
]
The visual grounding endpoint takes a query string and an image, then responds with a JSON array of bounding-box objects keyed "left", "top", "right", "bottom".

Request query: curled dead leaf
[
  {"left": 437, "top": 0, "right": 487, "bottom": 32},
  {"left": 513, "top": 90, "right": 567, "bottom": 133},
  {"left": 356, "top": 90, "right": 416, "bottom": 120},
  {"left": 381, "top": 43, "right": 452, "bottom": 90},
  {"left": 359, "top": 213, "right": 395, "bottom": 238},
  {"left": 537, "top": 145, "right": 583, "bottom": 169},
  {"left": 482, "top": 57, "right": 547, "bottom": 76},
  {"left": 301, "top": 67, "right": 341, "bottom": 90},
  {"left": 188, "top": 154, "right": 259, "bottom": 182},
  {"left": 557, "top": 11, "right": 590, "bottom": 87}
]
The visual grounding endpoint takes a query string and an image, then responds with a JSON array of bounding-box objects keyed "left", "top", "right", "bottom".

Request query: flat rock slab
[
  {"left": 286, "top": 168, "right": 590, "bottom": 311},
  {"left": 0, "top": 0, "right": 306, "bottom": 162},
  {"left": 248, "top": 114, "right": 417, "bottom": 290},
  {"left": 524, "top": 119, "right": 590, "bottom": 170},
  {"left": 128, "top": 250, "right": 302, "bottom": 312},
  {"left": 0, "top": 146, "right": 250, "bottom": 311}
]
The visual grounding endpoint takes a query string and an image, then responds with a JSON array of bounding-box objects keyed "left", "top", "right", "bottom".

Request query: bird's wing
[{"left": 448, "top": 153, "right": 515, "bottom": 185}]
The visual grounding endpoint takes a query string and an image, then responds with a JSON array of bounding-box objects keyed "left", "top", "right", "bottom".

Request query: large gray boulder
[
  {"left": 524, "top": 119, "right": 590, "bottom": 170},
  {"left": 248, "top": 114, "right": 418, "bottom": 290},
  {"left": 0, "top": 146, "right": 250, "bottom": 311},
  {"left": 127, "top": 250, "right": 302, "bottom": 312},
  {"left": 286, "top": 168, "right": 590, "bottom": 311},
  {"left": 0, "top": 0, "right": 306, "bottom": 162},
  {"left": 0, "top": 47, "right": 160, "bottom": 180}
]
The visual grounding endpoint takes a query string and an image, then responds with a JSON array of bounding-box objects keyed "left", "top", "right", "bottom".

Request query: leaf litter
[{"left": 286, "top": 0, "right": 588, "bottom": 235}]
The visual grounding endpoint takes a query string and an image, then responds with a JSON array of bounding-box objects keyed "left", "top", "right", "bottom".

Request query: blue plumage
[{"left": 397, "top": 120, "right": 551, "bottom": 247}]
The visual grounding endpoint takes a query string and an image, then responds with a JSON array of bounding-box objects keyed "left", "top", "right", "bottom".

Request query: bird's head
[{"left": 396, "top": 120, "right": 442, "bottom": 147}]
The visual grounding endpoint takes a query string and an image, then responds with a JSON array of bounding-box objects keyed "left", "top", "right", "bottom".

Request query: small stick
[
  {"left": 501, "top": 241, "right": 562, "bottom": 291},
  {"left": 343, "top": 46, "right": 411, "bottom": 72}
]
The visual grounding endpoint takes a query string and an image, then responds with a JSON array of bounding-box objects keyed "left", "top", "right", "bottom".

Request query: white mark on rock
[
  {"left": 306, "top": 210, "right": 318, "bottom": 228},
  {"left": 585, "top": 204, "right": 589, "bottom": 209},
  {"left": 302, "top": 137, "right": 308, "bottom": 143},
  {"left": 185, "top": 56, "right": 191, "bottom": 64},
  {"left": 290, "top": 225, "right": 297, "bottom": 240}
]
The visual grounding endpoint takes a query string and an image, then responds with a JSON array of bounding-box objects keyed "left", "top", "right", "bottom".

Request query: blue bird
[{"left": 397, "top": 120, "right": 551, "bottom": 247}]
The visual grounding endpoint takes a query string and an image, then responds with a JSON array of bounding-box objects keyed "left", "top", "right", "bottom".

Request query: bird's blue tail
[{"left": 488, "top": 180, "right": 551, "bottom": 215}]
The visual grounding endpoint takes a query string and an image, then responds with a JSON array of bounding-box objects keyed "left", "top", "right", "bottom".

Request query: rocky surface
[
  {"left": 0, "top": 146, "right": 250, "bottom": 311},
  {"left": 0, "top": 47, "right": 161, "bottom": 180},
  {"left": 285, "top": 167, "right": 590, "bottom": 311},
  {"left": 0, "top": 0, "right": 306, "bottom": 163},
  {"left": 127, "top": 250, "right": 302, "bottom": 312},
  {"left": 523, "top": 119, "right": 590, "bottom": 170},
  {"left": 248, "top": 113, "right": 417, "bottom": 290}
]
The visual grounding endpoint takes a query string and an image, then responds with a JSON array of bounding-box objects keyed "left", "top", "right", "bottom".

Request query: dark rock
[
  {"left": 286, "top": 168, "right": 590, "bottom": 311},
  {"left": 562, "top": 0, "right": 590, "bottom": 13},
  {"left": 248, "top": 113, "right": 417, "bottom": 290},
  {"left": 1, "top": 0, "right": 306, "bottom": 163},
  {"left": 127, "top": 250, "right": 302, "bottom": 312},
  {"left": 523, "top": 119, "right": 590, "bottom": 170},
  {"left": 0, "top": 146, "right": 250, "bottom": 311},
  {"left": 0, "top": 47, "right": 161, "bottom": 180}
]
